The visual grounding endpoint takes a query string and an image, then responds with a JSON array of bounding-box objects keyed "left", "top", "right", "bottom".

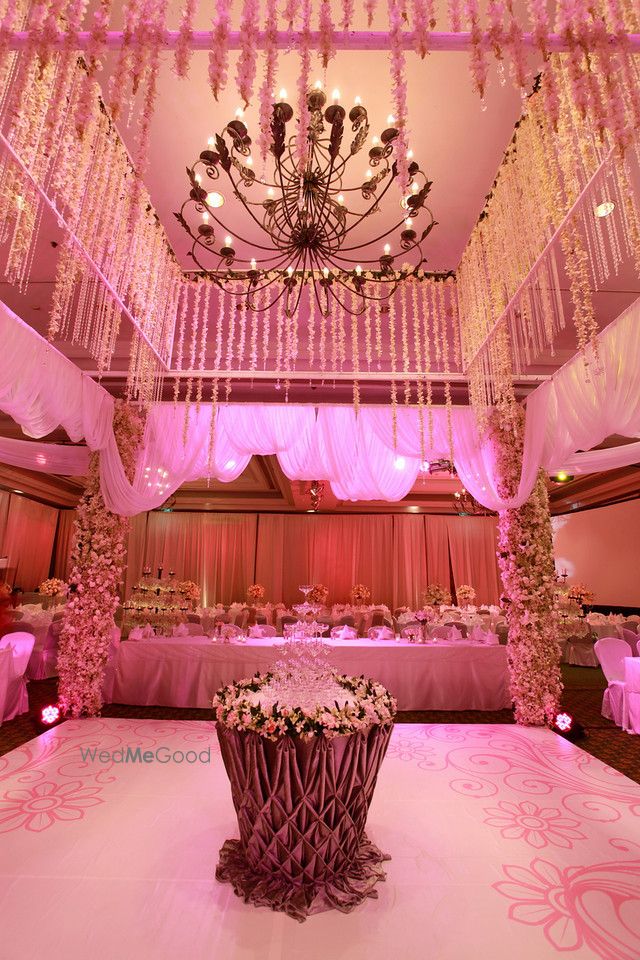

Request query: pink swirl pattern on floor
[{"left": 0, "top": 720, "right": 638, "bottom": 960}]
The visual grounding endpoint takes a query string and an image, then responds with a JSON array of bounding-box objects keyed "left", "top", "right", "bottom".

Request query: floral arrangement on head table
[
  {"left": 567, "top": 582, "right": 594, "bottom": 608},
  {"left": 38, "top": 577, "right": 68, "bottom": 598},
  {"left": 309, "top": 583, "right": 329, "bottom": 605},
  {"left": 178, "top": 580, "right": 201, "bottom": 605},
  {"left": 350, "top": 583, "right": 371, "bottom": 606},
  {"left": 455, "top": 584, "right": 476, "bottom": 607},
  {"left": 246, "top": 583, "right": 266, "bottom": 605},
  {"left": 422, "top": 583, "right": 452, "bottom": 607}
]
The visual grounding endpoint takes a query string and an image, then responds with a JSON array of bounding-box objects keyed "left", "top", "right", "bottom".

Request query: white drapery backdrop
[{"left": 1, "top": 295, "right": 640, "bottom": 515}]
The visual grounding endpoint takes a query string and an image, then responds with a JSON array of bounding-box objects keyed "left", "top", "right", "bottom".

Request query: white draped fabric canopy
[{"left": 1, "top": 295, "right": 640, "bottom": 516}]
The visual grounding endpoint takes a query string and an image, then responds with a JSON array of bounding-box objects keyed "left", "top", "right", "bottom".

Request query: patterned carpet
[{"left": 1, "top": 666, "right": 639, "bottom": 783}]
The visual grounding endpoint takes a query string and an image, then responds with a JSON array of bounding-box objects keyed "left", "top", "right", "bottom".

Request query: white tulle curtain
[{"left": 2, "top": 294, "right": 640, "bottom": 516}]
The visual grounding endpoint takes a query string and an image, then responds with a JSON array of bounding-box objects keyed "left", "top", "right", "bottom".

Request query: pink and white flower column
[
  {"left": 491, "top": 406, "right": 562, "bottom": 726},
  {"left": 57, "top": 401, "right": 144, "bottom": 718}
]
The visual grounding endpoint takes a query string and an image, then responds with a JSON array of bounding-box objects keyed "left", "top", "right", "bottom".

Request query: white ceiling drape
[{"left": 1, "top": 294, "right": 639, "bottom": 515}]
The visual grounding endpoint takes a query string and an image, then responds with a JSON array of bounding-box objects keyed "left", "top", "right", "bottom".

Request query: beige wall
[{"left": 552, "top": 499, "right": 640, "bottom": 606}]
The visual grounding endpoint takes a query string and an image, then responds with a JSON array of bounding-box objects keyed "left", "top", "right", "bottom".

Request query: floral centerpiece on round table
[
  {"left": 246, "top": 583, "right": 266, "bottom": 605},
  {"left": 423, "top": 583, "right": 452, "bottom": 607},
  {"left": 212, "top": 639, "right": 396, "bottom": 921},
  {"left": 38, "top": 577, "right": 68, "bottom": 599},
  {"left": 456, "top": 584, "right": 476, "bottom": 607},
  {"left": 349, "top": 583, "right": 371, "bottom": 607}
]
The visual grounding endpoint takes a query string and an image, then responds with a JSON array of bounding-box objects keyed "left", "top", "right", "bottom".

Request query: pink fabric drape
[
  {"left": 97, "top": 510, "right": 503, "bottom": 608},
  {"left": 253, "top": 513, "right": 500, "bottom": 607},
  {"left": 445, "top": 517, "right": 501, "bottom": 605},
  {"left": 124, "top": 513, "right": 149, "bottom": 599},
  {"left": 142, "top": 512, "right": 257, "bottom": 607},
  {"left": 391, "top": 516, "right": 428, "bottom": 609},
  {"left": 255, "top": 514, "right": 395, "bottom": 607},
  {"left": 424, "top": 516, "right": 452, "bottom": 589},
  {"left": 52, "top": 510, "right": 75, "bottom": 580},
  {"left": 2, "top": 494, "right": 58, "bottom": 589}
]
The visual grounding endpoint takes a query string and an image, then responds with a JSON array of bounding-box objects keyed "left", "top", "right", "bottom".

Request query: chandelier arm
[
  {"left": 325, "top": 277, "right": 368, "bottom": 316},
  {"left": 339, "top": 167, "right": 401, "bottom": 240},
  {"left": 219, "top": 166, "right": 298, "bottom": 247}
]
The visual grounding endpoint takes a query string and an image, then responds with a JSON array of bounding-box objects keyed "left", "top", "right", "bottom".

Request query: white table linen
[{"left": 111, "top": 635, "right": 511, "bottom": 711}]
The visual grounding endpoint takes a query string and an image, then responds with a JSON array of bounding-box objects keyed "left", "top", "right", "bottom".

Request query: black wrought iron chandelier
[{"left": 176, "top": 85, "right": 436, "bottom": 317}]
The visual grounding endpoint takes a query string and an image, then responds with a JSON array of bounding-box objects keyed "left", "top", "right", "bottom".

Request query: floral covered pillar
[
  {"left": 491, "top": 405, "right": 562, "bottom": 726},
  {"left": 58, "top": 401, "right": 144, "bottom": 718}
]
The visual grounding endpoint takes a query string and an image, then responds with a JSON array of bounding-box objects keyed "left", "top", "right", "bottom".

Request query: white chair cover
[
  {"left": 565, "top": 633, "right": 598, "bottom": 667},
  {"left": 101, "top": 627, "right": 121, "bottom": 703},
  {"left": 330, "top": 625, "right": 358, "bottom": 640},
  {"left": 594, "top": 637, "right": 632, "bottom": 726},
  {"left": 0, "top": 631, "right": 35, "bottom": 721},
  {"left": 623, "top": 657, "right": 640, "bottom": 735},
  {"left": 0, "top": 646, "right": 11, "bottom": 726},
  {"left": 26, "top": 620, "right": 61, "bottom": 680}
]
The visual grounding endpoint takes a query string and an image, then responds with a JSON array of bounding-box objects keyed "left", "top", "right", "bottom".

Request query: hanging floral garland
[{"left": 58, "top": 401, "right": 145, "bottom": 718}]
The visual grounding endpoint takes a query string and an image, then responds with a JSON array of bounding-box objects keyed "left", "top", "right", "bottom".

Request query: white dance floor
[{"left": 1, "top": 719, "right": 639, "bottom": 960}]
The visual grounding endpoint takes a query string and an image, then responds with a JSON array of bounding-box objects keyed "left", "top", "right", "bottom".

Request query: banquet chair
[
  {"left": 101, "top": 628, "right": 121, "bottom": 703},
  {"left": 368, "top": 625, "right": 395, "bottom": 641},
  {"left": 0, "top": 631, "right": 35, "bottom": 721},
  {"left": 184, "top": 622, "right": 203, "bottom": 636},
  {"left": 336, "top": 615, "right": 355, "bottom": 627},
  {"left": 594, "top": 637, "right": 632, "bottom": 726},
  {"left": 280, "top": 615, "right": 298, "bottom": 631},
  {"left": 621, "top": 627, "right": 639, "bottom": 649},
  {"left": 250, "top": 624, "right": 276, "bottom": 637},
  {"left": 187, "top": 613, "right": 201, "bottom": 623},
  {"left": 444, "top": 620, "right": 468, "bottom": 637},
  {"left": 624, "top": 656, "right": 640, "bottom": 734},
  {"left": 26, "top": 619, "right": 62, "bottom": 680},
  {"left": 431, "top": 625, "right": 453, "bottom": 640},
  {"left": 0, "top": 646, "right": 11, "bottom": 727},
  {"left": 496, "top": 623, "right": 509, "bottom": 645},
  {"left": 400, "top": 623, "right": 421, "bottom": 640},
  {"left": 565, "top": 632, "right": 598, "bottom": 667},
  {"left": 1, "top": 619, "right": 35, "bottom": 639},
  {"left": 370, "top": 611, "right": 386, "bottom": 629},
  {"left": 11, "top": 610, "right": 23, "bottom": 621}
]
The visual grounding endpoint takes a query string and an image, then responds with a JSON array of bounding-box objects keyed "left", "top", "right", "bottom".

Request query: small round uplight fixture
[
  {"left": 594, "top": 200, "right": 615, "bottom": 218},
  {"left": 552, "top": 471, "right": 574, "bottom": 484},
  {"left": 552, "top": 710, "right": 585, "bottom": 741},
  {"left": 206, "top": 192, "right": 224, "bottom": 208},
  {"left": 41, "top": 704, "right": 61, "bottom": 725},
  {"left": 555, "top": 712, "right": 573, "bottom": 733}
]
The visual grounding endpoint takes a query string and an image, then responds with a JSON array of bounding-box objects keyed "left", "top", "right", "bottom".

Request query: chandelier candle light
[{"left": 176, "top": 83, "right": 436, "bottom": 317}]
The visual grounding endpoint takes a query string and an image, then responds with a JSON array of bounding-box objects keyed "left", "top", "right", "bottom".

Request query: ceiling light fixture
[
  {"left": 177, "top": 88, "right": 435, "bottom": 317},
  {"left": 552, "top": 471, "right": 574, "bottom": 483}
]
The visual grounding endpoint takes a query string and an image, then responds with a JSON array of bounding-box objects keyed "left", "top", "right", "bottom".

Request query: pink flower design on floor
[
  {"left": 484, "top": 800, "right": 586, "bottom": 849},
  {"left": 494, "top": 849, "right": 640, "bottom": 958},
  {"left": 0, "top": 780, "right": 103, "bottom": 833}
]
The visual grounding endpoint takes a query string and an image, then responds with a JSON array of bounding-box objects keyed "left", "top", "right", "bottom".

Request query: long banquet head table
[{"left": 110, "top": 636, "right": 511, "bottom": 712}]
